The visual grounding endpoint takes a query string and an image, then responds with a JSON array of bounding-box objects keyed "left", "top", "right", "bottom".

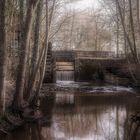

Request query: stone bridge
[{"left": 44, "top": 44, "right": 125, "bottom": 82}]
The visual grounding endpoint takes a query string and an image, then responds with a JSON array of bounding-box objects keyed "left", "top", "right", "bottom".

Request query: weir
[
  {"left": 56, "top": 71, "right": 74, "bottom": 81},
  {"left": 44, "top": 45, "right": 125, "bottom": 83},
  {"left": 55, "top": 62, "right": 75, "bottom": 82}
]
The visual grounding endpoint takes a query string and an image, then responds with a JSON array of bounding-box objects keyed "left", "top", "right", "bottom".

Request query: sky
[{"left": 68, "top": 0, "right": 100, "bottom": 10}]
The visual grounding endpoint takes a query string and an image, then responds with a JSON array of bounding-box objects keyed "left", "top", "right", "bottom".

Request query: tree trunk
[
  {"left": 29, "top": 0, "right": 49, "bottom": 105},
  {"left": 116, "top": 0, "right": 138, "bottom": 63},
  {"left": 0, "top": 0, "right": 6, "bottom": 113},
  {"left": 49, "top": 0, "right": 56, "bottom": 28},
  {"left": 128, "top": 0, "right": 139, "bottom": 62},
  {"left": 116, "top": 3, "right": 119, "bottom": 57},
  {"left": 137, "top": 0, "right": 140, "bottom": 34},
  {"left": 26, "top": 0, "right": 43, "bottom": 99},
  {"left": 31, "top": 0, "right": 43, "bottom": 71},
  {"left": 12, "top": 0, "right": 39, "bottom": 110}
]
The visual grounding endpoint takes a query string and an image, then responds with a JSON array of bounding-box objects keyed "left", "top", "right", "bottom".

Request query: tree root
[{"left": 0, "top": 106, "right": 42, "bottom": 135}]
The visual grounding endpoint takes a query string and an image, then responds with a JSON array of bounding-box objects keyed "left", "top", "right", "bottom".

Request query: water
[
  {"left": 1, "top": 83, "right": 140, "bottom": 140},
  {"left": 56, "top": 71, "right": 74, "bottom": 81}
]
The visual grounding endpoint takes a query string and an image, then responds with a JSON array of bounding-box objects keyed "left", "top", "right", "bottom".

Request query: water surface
[{"left": 2, "top": 83, "right": 140, "bottom": 140}]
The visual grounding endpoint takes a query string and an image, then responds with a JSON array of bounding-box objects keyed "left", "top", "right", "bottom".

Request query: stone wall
[
  {"left": 75, "top": 58, "right": 126, "bottom": 81},
  {"left": 44, "top": 42, "right": 53, "bottom": 83}
]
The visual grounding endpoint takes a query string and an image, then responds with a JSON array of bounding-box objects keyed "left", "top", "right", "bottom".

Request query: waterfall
[{"left": 56, "top": 71, "right": 74, "bottom": 81}]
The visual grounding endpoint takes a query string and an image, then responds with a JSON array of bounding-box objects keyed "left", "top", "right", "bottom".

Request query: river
[{"left": 2, "top": 82, "right": 140, "bottom": 140}]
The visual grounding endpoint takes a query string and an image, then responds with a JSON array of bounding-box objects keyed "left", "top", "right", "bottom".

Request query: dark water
[{"left": 2, "top": 82, "right": 140, "bottom": 140}]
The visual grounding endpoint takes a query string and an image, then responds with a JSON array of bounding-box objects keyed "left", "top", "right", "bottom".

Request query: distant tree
[{"left": 53, "top": 9, "right": 112, "bottom": 51}]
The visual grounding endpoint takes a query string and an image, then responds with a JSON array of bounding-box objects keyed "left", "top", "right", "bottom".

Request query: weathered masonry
[{"left": 44, "top": 45, "right": 125, "bottom": 83}]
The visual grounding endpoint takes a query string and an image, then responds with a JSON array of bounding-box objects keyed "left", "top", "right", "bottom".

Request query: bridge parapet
[
  {"left": 52, "top": 50, "right": 119, "bottom": 60},
  {"left": 52, "top": 50, "right": 75, "bottom": 62},
  {"left": 75, "top": 51, "right": 116, "bottom": 59}
]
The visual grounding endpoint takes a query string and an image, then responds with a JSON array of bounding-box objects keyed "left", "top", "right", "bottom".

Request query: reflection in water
[
  {"left": 51, "top": 96, "right": 128, "bottom": 140},
  {"left": 55, "top": 93, "right": 75, "bottom": 105},
  {"left": 1, "top": 88, "right": 140, "bottom": 140},
  {"left": 2, "top": 124, "right": 42, "bottom": 140}
]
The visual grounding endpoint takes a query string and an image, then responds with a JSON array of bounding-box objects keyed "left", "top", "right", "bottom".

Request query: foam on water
[
  {"left": 89, "top": 86, "right": 134, "bottom": 93},
  {"left": 56, "top": 81, "right": 134, "bottom": 94},
  {"left": 56, "top": 81, "right": 80, "bottom": 88}
]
